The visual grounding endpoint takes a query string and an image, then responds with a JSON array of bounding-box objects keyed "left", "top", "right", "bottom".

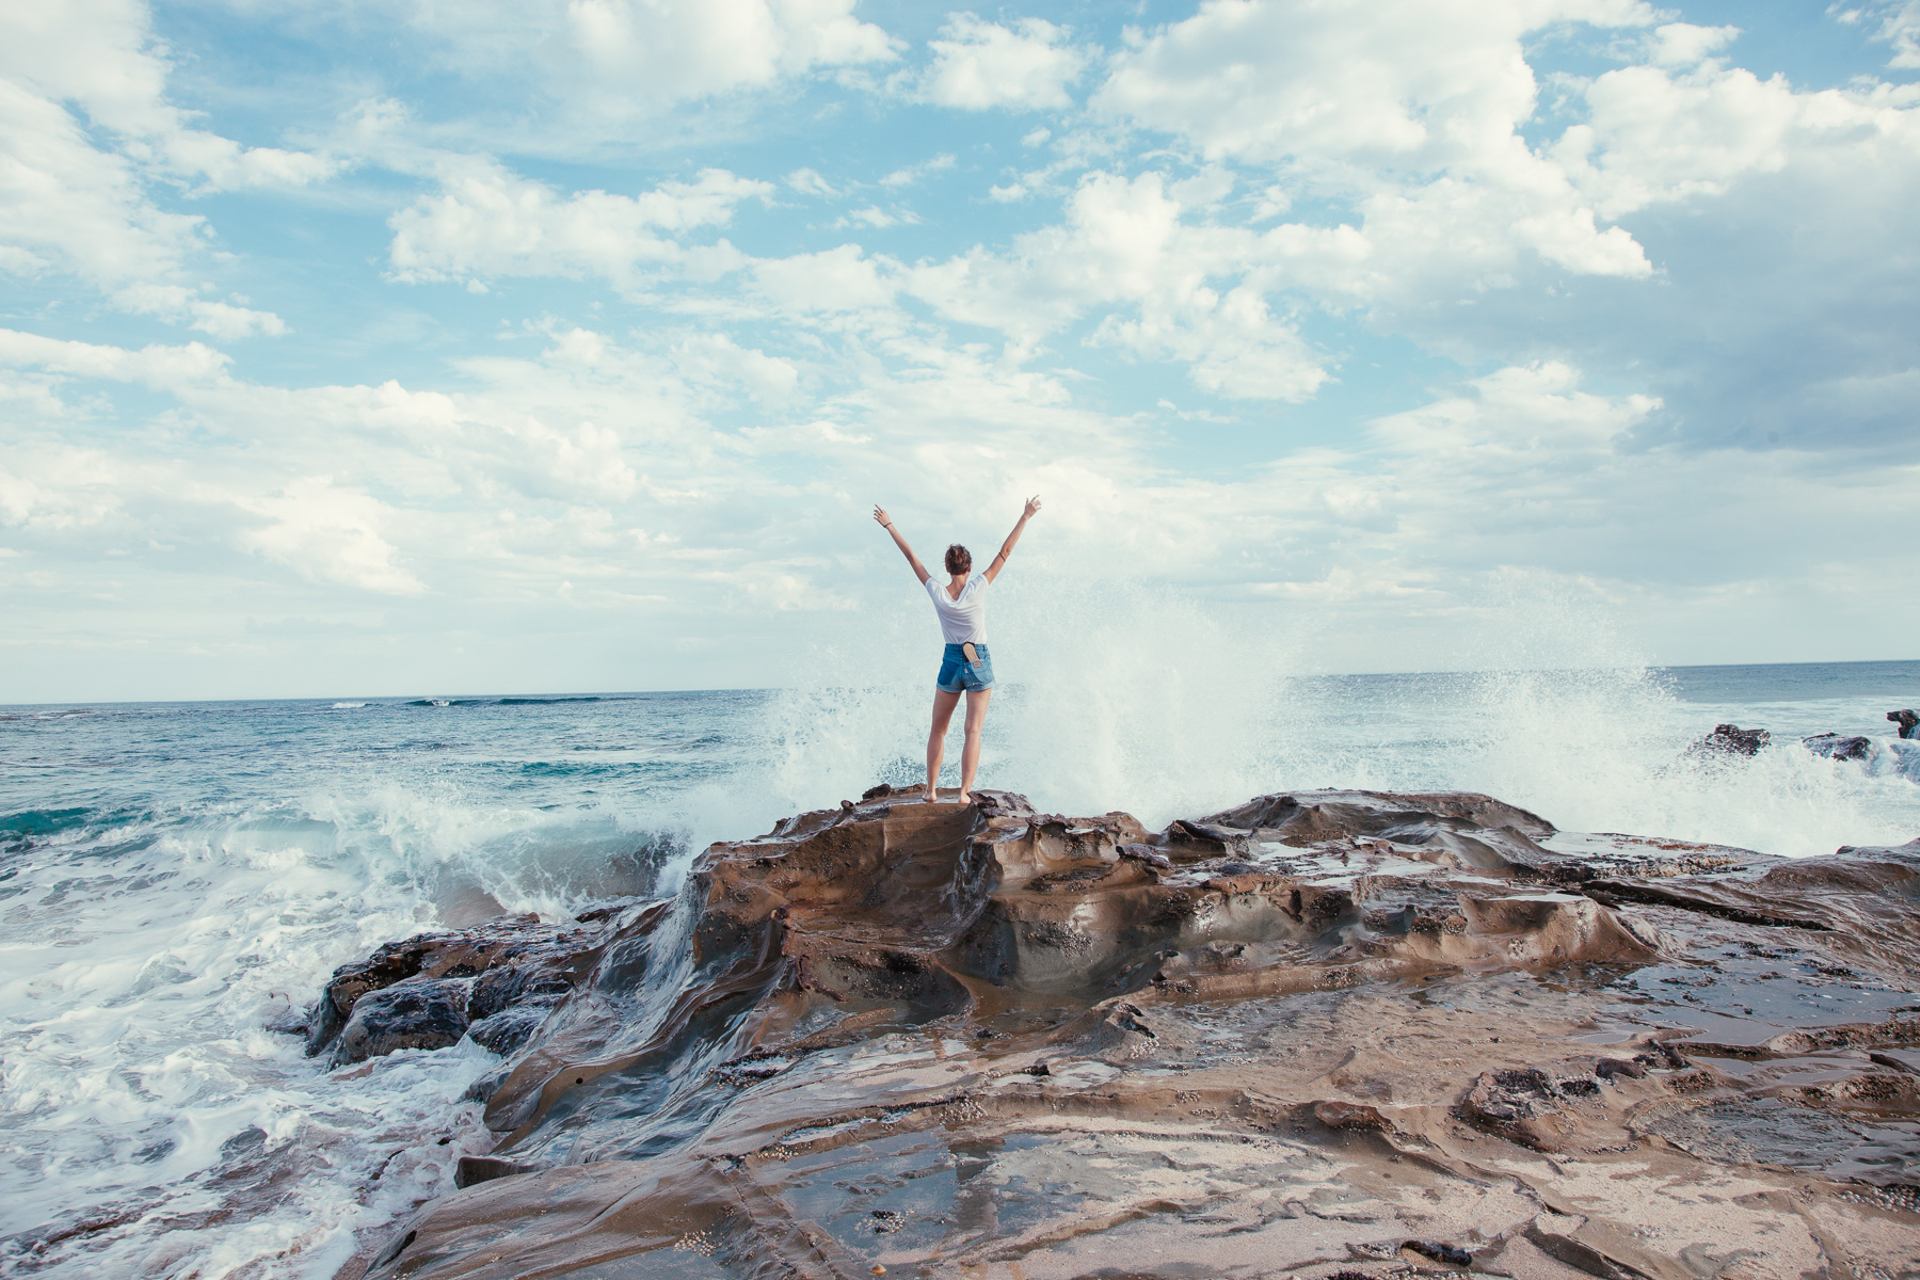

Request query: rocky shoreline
[{"left": 312, "top": 785, "right": 1920, "bottom": 1279}]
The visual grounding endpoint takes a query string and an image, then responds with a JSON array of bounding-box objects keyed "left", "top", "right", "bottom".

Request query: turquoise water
[{"left": 2, "top": 661, "right": 1916, "bottom": 1275}]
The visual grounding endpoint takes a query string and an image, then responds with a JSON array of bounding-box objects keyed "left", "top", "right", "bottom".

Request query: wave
[
  {"left": 328, "top": 701, "right": 368, "bottom": 710},
  {"left": 495, "top": 695, "right": 632, "bottom": 706},
  {"left": 0, "top": 777, "right": 701, "bottom": 1276},
  {"left": 402, "top": 695, "right": 639, "bottom": 709},
  {"left": 0, "top": 806, "right": 95, "bottom": 838}
]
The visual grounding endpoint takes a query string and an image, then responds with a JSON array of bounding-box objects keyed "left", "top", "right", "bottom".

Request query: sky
[{"left": 1, "top": 0, "right": 1917, "bottom": 703}]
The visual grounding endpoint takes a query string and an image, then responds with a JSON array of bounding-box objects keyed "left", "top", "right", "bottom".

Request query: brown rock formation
[{"left": 321, "top": 785, "right": 1920, "bottom": 1279}]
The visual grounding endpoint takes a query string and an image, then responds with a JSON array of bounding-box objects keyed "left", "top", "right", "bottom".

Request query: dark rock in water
[
  {"left": 1690, "top": 722, "right": 1770, "bottom": 757},
  {"left": 1804, "top": 732, "right": 1873, "bottom": 762},
  {"left": 305, "top": 918, "right": 536, "bottom": 1055},
  {"left": 453, "top": 1155, "right": 533, "bottom": 1189},
  {"left": 332, "top": 979, "right": 470, "bottom": 1066},
  {"left": 1890, "top": 708, "right": 1918, "bottom": 739},
  {"left": 305, "top": 902, "right": 666, "bottom": 1064},
  {"left": 326, "top": 787, "right": 1920, "bottom": 1278}
]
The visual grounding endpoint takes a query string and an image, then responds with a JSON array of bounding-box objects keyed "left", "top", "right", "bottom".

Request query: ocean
[{"left": 3, "top": 658, "right": 1917, "bottom": 1276}]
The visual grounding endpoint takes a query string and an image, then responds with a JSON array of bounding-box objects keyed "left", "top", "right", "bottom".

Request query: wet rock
[
  {"left": 453, "top": 1155, "right": 534, "bottom": 1189},
  {"left": 1455, "top": 1067, "right": 1607, "bottom": 1152},
  {"left": 305, "top": 916, "right": 537, "bottom": 1055},
  {"left": 321, "top": 786, "right": 1920, "bottom": 1279},
  {"left": 1890, "top": 708, "right": 1918, "bottom": 740},
  {"left": 1690, "top": 723, "right": 1770, "bottom": 757},
  {"left": 465, "top": 1006, "right": 548, "bottom": 1056},
  {"left": 332, "top": 979, "right": 470, "bottom": 1066},
  {"left": 1804, "top": 732, "right": 1872, "bottom": 762}
]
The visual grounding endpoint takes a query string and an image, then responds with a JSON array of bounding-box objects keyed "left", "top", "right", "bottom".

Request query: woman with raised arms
[{"left": 871, "top": 496, "right": 1042, "bottom": 805}]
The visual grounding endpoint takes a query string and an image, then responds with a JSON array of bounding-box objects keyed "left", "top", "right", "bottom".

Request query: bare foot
[
  {"left": 923, "top": 787, "right": 939, "bottom": 803},
  {"left": 955, "top": 791, "right": 972, "bottom": 806}
]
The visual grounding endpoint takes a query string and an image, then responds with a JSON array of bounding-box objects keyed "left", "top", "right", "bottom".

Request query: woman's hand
[
  {"left": 873, "top": 504, "right": 892, "bottom": 529},
  {"left": 1023, "top": 495, "right": 1042, "bottom": 519}
]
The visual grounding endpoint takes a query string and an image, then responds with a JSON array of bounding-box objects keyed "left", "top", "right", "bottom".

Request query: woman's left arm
[{"left": 984, "top": 495, "right": 1041, "bottom": 584}]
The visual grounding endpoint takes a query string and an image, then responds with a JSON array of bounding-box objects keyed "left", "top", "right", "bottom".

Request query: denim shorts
[{"left": 936, "top": 642, "right": 993, "bottom": 693}]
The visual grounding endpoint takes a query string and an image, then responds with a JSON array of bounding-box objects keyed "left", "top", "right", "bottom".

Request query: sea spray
[
  {"left": 754, "top": 572, "right": 1317, "bottom": 827},
  {"left": 755, "top": 571, "right": 1920, "bottom": 855}
]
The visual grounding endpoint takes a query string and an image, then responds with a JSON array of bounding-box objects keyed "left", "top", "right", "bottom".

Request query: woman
[{"left": 872, "top": 496, "right": 1042, "bottom": 805}]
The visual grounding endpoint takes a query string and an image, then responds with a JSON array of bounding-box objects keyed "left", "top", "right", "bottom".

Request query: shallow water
[{"left": 1, "top": 657, "right": 1915, "bottom": 1275}]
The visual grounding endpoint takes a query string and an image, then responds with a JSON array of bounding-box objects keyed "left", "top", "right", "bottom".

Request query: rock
[
  {"left": 323, "top": 787, "right": 1920, "bottom": 1279},
  {"left": 305, "top": 916, "right": 537, "bottom": 1056},
  {"left": 305, "top": 902, "right": 669, "bottom": 1063},
  {"left": 465, "top": 1006, "right": 548, "bottom": 1056},
  {"left": 1690, "top": 723, "right": 1770, "bottom": 757},
  {"left": 331, "top": 979, "right": 470, "bottom": 1066},
  {"left": 1804, "top": 732, "right": 1872, "bottom": 762},
  {"left": 1405, "top": 1239, "right": 1473, "bottom": 1266},
  {"left": 1889, "top": 708, "right": 1918, "bottom": 740},
  {"left": 1456, "top": 1067, "right": 1572, "bottom": 1149},
  {"left": 453, "top": 1155, "right": 535, "bottom": 1189}
]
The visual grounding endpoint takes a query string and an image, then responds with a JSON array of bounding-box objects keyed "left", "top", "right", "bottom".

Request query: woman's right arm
[{"left": 873, "top": 505, "right": 931, "bottom": 583}]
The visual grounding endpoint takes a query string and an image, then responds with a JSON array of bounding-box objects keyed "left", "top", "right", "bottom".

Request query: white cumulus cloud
[{"left": 923, "top": 13, "right": 1089, "bottom": 111}]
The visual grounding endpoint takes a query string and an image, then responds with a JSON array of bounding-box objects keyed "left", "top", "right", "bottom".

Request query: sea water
[{"left": 3, "top": 653, "right": 1916, "bottom": 1276}]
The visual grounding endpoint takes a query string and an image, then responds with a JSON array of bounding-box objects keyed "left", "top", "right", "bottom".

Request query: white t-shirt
[{"left": 925, "top": 573, "right": 988, "bottom": 644}]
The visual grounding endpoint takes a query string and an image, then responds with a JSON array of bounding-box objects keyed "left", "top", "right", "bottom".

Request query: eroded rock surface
[{"left": 326, "top": 786, "right": 1920, "bottom": 1279}]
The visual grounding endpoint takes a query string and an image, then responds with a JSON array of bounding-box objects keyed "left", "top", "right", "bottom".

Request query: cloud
[
  {"left": 922, "top": 13, "right": 1090, "bottom": 111},
  {"left": 0, "top": 0, "right": 338, "bottom": 192},
  {"left": 786, "top": 167, "right": 838, "bottom": 197},
  {"left": 1646, "top": 22, "right": 1741, "bottom": 67},
  {"left": 1092, "top": 285, "right": 1326, "bottom": 402},
  {"left": 1093, "top": 0, "right": 1660, "bottom": 289},
  {"left": 878, "top": 153, "right": 956, "bottom": 188},
  {"left": 0, "top": 328, "right": 232, "bottom": 390},
  {"left": 670, "top": 332, "right": 800, "bottom": 405},
  {"left": 238, "top": 476, "right": 425, "bottom": 596},
  {"left": 1097, "top": 0, "right": 1652, "bottom": 170},
  {"left": 750, "top": 244, "right": 900, "bottom": 313},
  {"left": 1560, "top": 58, "right": 1917, "bottom": 219},
  {"left": 388, "top": 163, "right": 772, "bottom": 287},
  {"left": 0, "top": 81, "right": 203, "bottom": 287},
  {"left": 834, "top": 205, "right": 919, "bottom": 229},
  {"left": 395, "top": 0, "right": 896, "bottom": 125},
  {"left": 0, "top": 5, "right": 310, "bottom": 338},
  {"left": 903, "top": 170, "right": 1347, "bottom": 398},
  {"left": 1859, "top": 0, "right": 1920, "bottom": 66},
  {"left": 113, "top": 285, "right": 288, "bottom": 339}
]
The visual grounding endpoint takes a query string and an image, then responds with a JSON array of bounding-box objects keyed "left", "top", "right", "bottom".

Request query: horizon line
[{"left": 4, "top": 655, "right": 1917, "bottom": 710}]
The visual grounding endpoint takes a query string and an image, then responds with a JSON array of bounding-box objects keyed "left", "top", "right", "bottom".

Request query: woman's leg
[
  {"left": 926, "top": 688, "right": 962, "bottom": 801},
  {"left": 957, "top": 688, "right": 992, "bottom": 804}
]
